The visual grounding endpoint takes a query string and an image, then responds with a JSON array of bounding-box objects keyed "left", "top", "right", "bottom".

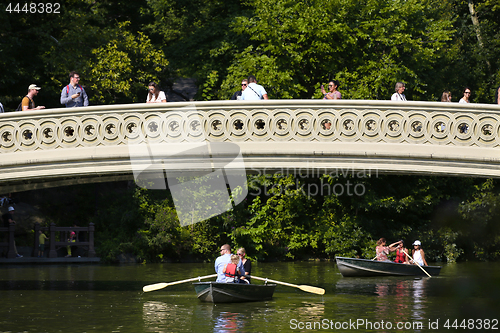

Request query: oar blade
[
  {"left": 143, "top": 283, "right": 168, "bottom": 293},
  {"left": 299, "top": 285, "right": 325, "bottom": 295}
]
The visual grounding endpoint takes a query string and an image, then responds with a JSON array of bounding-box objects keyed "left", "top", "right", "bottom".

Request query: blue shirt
[
  {"left": 60, "top": 84, "right": 89, "bottom": 107},
  {"left": 214, "top": 253, "right": 245, "bottom": 282}
]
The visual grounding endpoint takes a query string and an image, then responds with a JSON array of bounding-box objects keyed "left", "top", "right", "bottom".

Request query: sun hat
[
  {"left": 413, "top": 240, "right": 421, "bottom": 246},
  {"left": 28, "top": 84, "right": 41, "bottom": 90}
]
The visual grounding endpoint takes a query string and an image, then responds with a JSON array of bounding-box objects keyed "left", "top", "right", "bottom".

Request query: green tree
[{"left": 218, "top": 0, "right": 455, "bottom": 100}]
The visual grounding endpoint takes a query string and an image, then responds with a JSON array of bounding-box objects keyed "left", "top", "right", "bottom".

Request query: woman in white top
[
  {"left": 459, "top": 87, "right": 471, "bottom": 104},
  {"left": 391, "top": 82, "right": 407, "bottom": 101},
  {"left": 146, "top": 82, "right": 167, "bottom": 103},
  {"left": 411, "top": 240, "right": 428, "bottom": 266}
]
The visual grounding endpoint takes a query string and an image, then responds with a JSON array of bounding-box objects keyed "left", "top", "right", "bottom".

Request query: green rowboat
[
  {"left": 193, "top": 282, "right": 276, "bottom": 303},
  {"left": 336, "top": 257, "right": 441, "bottom": 277}
]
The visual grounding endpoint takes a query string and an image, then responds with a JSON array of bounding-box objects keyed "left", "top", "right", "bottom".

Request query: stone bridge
[{"left": 0, "top": 100, "right": 499, "bottom": 193}]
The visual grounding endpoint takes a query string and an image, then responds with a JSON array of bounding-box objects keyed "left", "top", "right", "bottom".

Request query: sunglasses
[
  {"left": 242, "top": 84, "right": 247, "bottom": 86},
  {"left": 237, "top": 253, "right": 244, "bottom": 256}
]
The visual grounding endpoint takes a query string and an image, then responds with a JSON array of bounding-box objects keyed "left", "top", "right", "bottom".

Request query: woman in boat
[
  {"left": 394, "top": 240, "right": 409, "bottom": 264},
  {"left": 237, "top": 247, "right": 251, "bottom": 283},
  {"left": 223, "top": 254, "right": 245, "bottom": 283},
  {"left": 411, "top": 240, "right": 428, "bottom": 266},
  {"left": 376, "top": 238, "right": 401, "bottom": 262}
]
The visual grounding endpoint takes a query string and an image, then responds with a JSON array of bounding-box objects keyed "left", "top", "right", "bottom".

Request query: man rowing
[{"left": 215, "top": 244, "right": 246, "bottom": 283}]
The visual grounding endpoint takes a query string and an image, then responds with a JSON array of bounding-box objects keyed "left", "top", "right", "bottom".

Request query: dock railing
[{"left": 33, "top": 222, "right": 96, "bottom": 258}]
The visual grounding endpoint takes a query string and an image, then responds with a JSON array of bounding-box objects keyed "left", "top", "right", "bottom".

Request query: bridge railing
[{"left": 0, "top": 100, "right": 499, "bottom": 191}]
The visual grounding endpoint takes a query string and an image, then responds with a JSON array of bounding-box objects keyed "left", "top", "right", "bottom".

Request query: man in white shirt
[
  {"left": 391, "top": 82, "right": 407, "bottom": 101},
  {"left": 241, "top": 75, "right": 268, "bottom": 100}
]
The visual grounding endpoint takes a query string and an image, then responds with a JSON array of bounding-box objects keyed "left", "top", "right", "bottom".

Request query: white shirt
[
  {"left": 0, "top": 102, "right": 4, "bottom": 113},
  {"left": 459, "top": 98, "right": 468, "bottom": 104},
  {"left": 241, "top": 83, "right": 267, "bottom": 100},
  {"left": 146, "top": 91, "right": 167, "bottom": 103},
  {"left": 413, "top": 250, "right": 424, "bottom": 266},
  {"left": 391, "top": 93, "right": 407, "bottom": 101}
]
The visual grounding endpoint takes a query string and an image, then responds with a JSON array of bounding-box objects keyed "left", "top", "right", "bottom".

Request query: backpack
[
  {"left": 66, "top": 84, "right": 84, "bottom": 94},
  {"left": 15, "top": 96, "right": 33, "bottom": 111}
]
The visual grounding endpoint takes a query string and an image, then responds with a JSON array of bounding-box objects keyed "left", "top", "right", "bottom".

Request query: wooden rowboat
[
  {"left": 336, "top": 257, "right": 441, "bottom": 277},
  {"left": 193, "top": 282, "right": 276, "bottom": 303}
]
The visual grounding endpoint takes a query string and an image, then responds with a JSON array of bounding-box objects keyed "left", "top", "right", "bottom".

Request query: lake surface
[{"left": 0, "top": 261, "right": 499, "bottom": 332}]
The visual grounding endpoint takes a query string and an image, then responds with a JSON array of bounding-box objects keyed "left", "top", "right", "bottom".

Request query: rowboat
[
  {"left": 335, "top": 257, "right": 441, "bottom": 277},
  {"left": 193, "top": 282, "right": 276, "bottom": 303}
]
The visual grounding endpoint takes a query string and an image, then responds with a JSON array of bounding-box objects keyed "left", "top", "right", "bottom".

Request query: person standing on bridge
[
  {"left": 146, "top": 81, "right": 167, "bottom": 103},
  {"left": 391, "top": 82, "right": 407, "bottom": 101},
  {"left": 241, "top": 75, "right": 268, "bottom": 100},
  {"left": 230, "top": 79, "right": 248, "bottom": 100},
  {"left": 441, "top": 91, "right": 452, "bottom": 102},
  {"left": 60, "top": 71, "right": 89, "bottom": 107},
  {"left": 17, "top": 84, "right": 45, "bottom": 111},
  {"left": 459, "top": 87, "right": 471, "bottom": 104},
  {"left": 321, "top": 80, "right": 341, "bottom": 99}
]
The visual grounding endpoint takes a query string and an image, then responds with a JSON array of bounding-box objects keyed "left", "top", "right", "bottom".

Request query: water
[{"left": 0, "top": 261, "right": 499, "bottom": 332}]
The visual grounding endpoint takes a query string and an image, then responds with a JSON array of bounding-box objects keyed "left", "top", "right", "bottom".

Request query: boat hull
[
  {"left": 336, "top": 257, "right": 441, "bottom": 277},
  {"left": 193, "top": 282, "right": 276, "bottom": 303}
]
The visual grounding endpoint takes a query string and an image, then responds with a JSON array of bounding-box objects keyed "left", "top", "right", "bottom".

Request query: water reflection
[
  {"left": 411, "top": 278, "right": 427, "bottom": 321},
  {"left": 373, "top": 278, "right": 428, "bottom": 322},
  {"left": 213, "top": 311, "right": 245, "bottom": 332}
]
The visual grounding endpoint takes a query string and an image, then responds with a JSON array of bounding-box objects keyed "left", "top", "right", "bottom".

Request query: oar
[
  {"left": 402, "top": 250, "right": 431, "bottom": 278},
  {"left": 143, "top": 274, "right": 217, "bottom": 292},
  {"left": 250, "top": 275, "right": 325, "bottom": 295}
]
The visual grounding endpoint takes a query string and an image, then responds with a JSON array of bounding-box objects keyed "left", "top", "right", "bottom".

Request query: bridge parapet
[
  {"left": 0, "top": 100, "right": 499, "bottom": 151},
  {"left": 0, "top": 100, "right": 499, "bottom": 192}
]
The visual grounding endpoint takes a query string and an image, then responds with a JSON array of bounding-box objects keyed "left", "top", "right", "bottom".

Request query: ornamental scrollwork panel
[{"left": 0, "top": 104, "right": 498, "bottom": 153}]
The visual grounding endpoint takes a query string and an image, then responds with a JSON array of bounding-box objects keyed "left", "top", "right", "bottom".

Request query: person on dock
[
  {"left": 411, "top": 240, "right": 428, "bottom": 266},
  {"left": 38, "top": 230, "right": 48, "bottom": 257},
  {"left": 146, "top": 82, "right": 167, "bottom": 103},
  {"left": 376, "top": 238, "right": 401, "bottom": 262},
  {"left": 391, "top": 82, "right": 407, "bottom": 101},
  {"left": 65, "top": 231, "right": 76, "bottom": 257},
  {"left": 230, "top": 79, "right": 248, "bottom": 100},
  {"left": 394, "top": 240, "right": 409, "bottom": 264},
  {"left": 60, "top": 71, "right": 89, "bottom": 107},
  {"left": 215, "top": 244, "right": 245, "bottom": 283},
  {"left": 237, "top": 247, "right": 251, "bottom": 282},
  {"left": 2, "top": 206, "right": 22, "bottom": 257},
  {"left": 321, "top": 80, "right": 341, "bottom": 100}
]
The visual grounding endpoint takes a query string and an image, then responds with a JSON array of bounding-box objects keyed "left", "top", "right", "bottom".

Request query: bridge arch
[{"left": 0, "top": 100, "right": 499, "bottom": 192}]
